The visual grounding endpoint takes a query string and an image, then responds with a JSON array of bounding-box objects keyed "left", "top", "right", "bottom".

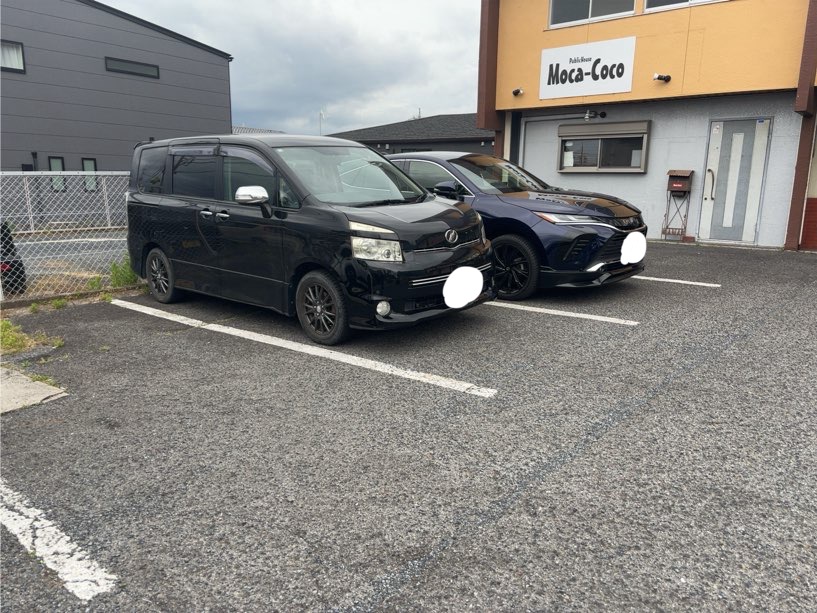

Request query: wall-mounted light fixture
[
  {"left": 512, "top": 88, "right": 524, "bottom": 97},
  {"left": 584, "top": 110, "right": 607, "bottom": 122},
  {"left": 653, "top": 73, "right": 672, "bottom": 83}
]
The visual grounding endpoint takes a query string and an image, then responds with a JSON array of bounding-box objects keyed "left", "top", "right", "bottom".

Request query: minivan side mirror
[
  {"left": 433, "top": 181, "right": 462, "bottom": 200},
  {"left": 235, "top": 185, "right": 269, "bottom": 204}
]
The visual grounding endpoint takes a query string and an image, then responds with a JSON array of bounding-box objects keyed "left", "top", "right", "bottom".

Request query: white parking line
[
  {"left": 111, "top": 300, "right": 498, "bottom": 398},
  {"left": 0, "top": 479, "right": 117, "bottom": 601},
  {"left": 486, "top": 301, "right": 639, "bottom": 326},
  {"left": 633, "top": 275, "right": 721, "bottom": 288}
]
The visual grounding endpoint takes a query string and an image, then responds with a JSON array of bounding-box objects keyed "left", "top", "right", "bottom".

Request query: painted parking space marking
[
  {"left": 634, "top": 275, "right": 721, "bottom": 288},
  {"left": 486, "top": 301, "right": 639, "bottom": 326},
  {"left": 111, "top": 300, "right": 498, "bottom": 398},
  {"left": 0, "top": 479, "right": 117, "bottom": 601}
]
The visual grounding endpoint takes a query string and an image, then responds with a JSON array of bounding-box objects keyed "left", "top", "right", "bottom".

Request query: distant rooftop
[
  {"left": 232, "top": 126, "right": 285, "bottom": 135},
  {"left": 330, "top": 113, "right": 494, "bottom": 143}
]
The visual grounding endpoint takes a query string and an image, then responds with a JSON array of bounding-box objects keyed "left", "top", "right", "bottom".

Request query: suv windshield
[
  {"left": 275, "top": 146, "right": 425, "bottom": 206},
  {"left": 450, "top": 155, "right": 551, "bottom": 194}
]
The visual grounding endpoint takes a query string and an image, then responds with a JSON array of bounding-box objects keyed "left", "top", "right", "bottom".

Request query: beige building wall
[{"left": 496, "top": 0, "right": 811, "bottom": 112}]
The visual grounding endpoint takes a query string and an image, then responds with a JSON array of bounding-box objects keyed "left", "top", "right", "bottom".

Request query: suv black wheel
[
  {"left": 146, "top": 247, "right": 182, "bottom": 304},
  {"left": 295, "top": 271, "right": 350, "bottom": 345},
  {"left": 492, "top": 234, "right": 539, "bottom": 300}
]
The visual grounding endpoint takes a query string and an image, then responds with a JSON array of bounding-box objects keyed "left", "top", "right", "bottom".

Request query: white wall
[{"left": 518, "top": 92, "right": 801, "bottom": 247}]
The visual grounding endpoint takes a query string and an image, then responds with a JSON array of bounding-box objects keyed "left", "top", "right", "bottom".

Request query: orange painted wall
[{"left": 496, "top": 0, "right": 811, "bottom": 111}]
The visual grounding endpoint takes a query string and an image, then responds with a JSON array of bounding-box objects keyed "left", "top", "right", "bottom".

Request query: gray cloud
[{"left": 102, "top": 0, "right": 480, "bottom": 134}]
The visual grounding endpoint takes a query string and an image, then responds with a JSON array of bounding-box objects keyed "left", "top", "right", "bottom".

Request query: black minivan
[{"left": 127, "top": 135, "right": 493, "bottom": 344}]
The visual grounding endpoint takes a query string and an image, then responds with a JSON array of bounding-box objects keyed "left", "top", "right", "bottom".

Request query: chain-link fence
[{"left": 0, "top": 171, "right": 139, "bottom": 304}]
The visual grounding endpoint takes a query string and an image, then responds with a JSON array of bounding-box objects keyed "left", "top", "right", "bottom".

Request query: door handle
[
  {"left": 706, "top": 168, "right": 715, "bottom": 200},
  {"left": 200, "top": 210, "right": 213, "bottom": 219},
  {"left": 215, "top": 212, "right": 230, "bottom": 222}
]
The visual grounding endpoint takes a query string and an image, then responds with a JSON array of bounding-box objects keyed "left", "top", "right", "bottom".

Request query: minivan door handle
[
  {"left": 200, "top": 210, "right": 213, "bottom": 220},
  {"left": 215, "top": 212, "right": 230, "bottom": 222}
]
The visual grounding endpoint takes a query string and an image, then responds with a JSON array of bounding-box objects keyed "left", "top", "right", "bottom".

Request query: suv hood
[
  {"left": 334, "top": 197, "right": 482, "bottom": 251},
  {"left": 497, "top": 189, "right": 641, "bottom": 218}
]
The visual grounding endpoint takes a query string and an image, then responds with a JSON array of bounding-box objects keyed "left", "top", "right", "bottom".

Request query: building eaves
[{"left": 75, "top": 0, "right": 233, "bottom": 61}]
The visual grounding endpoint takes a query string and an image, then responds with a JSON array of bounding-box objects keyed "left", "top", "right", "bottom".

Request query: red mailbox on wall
[{"left": 667, "top": 169, "right": 693, "bottom": 194}]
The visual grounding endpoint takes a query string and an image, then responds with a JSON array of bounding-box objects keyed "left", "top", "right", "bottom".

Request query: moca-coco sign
[{"left": 539, "top": 37, "right": 636, "bottom": 100}]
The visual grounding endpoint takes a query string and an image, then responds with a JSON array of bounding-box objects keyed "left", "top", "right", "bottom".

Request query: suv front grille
[{"left": 605, "top": 215, "right": 643, "bottom": 229}]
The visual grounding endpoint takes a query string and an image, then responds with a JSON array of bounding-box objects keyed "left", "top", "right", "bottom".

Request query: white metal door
[{"left": 699, "top": 119, "right": 770, "bottom": 243}]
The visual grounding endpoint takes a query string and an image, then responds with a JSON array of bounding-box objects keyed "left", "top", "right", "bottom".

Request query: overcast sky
[{"left": 102, "top": 0, "right": 481, "bottom": 135}]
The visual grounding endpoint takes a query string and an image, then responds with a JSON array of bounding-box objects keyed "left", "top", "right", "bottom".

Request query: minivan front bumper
[{"left": 342, "top": 241, "right": 494, "bottom": 330}]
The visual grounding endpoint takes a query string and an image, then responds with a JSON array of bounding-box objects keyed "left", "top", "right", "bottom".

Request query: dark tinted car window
[
  {"left": 223, "top": 155, "right": 277, "bottom": 202},
  {"left": 222, "top": 146, "right": 300, "bottom": 209},
  {"left": 450, "top": 155, "right": 550, "bottom": 194},
  {"left": 408, "top": 160, "right": 456, "bottom": 190},
  {"left": 137, "top": 147, "right": 167, "bottom": 193},
  {"left": 172, "top": 155, "right": 216, "bottom": 199}
]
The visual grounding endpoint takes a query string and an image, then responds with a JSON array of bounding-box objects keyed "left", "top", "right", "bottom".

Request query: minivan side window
[
  {"left": 223, "top": 151, "right": 277, "bottom": 202},
  {"left": 222, "top": 146, "right": 299, "bottom": 209},
  {"left": 137, "top": 147, "right": 167, "bottom": 193},
  {"left": 172, "top": 155, "right": 217, "bottom": 199}
]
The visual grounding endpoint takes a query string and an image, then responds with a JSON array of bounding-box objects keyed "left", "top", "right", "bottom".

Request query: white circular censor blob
[
  {"left": 620, "top": 231, "right": 647, "bottom": 265},
  {"left": 443, "top": 266, "right": 483, "bottom": 309}
]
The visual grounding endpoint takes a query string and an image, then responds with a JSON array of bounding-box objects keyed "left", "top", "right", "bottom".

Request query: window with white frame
[
  {"left": 550, "top": 0, "right": 635, "bottom": 27},
  {"left": 558, "top": 121, "right": 650, "bottom": 173},
  {"left": 1, "top": 40, "right": 25, "bottom": 73},
  {"left": 645, "top": 0, "right": 727, "bottom": 10}
]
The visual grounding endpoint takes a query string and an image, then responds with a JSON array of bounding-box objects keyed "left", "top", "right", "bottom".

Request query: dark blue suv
[{"left": 389, "top": 152, "right": 647, "bottom": 300}]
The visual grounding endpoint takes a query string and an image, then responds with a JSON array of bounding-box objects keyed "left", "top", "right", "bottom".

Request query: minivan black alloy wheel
[
  {"left": 492, "top": 234, "right": 539, "bottom": 300},
  {"left": 146, "top": 247, "right": 181, "bottom": 303},
  {"left": 296, "top": 271, "right": 349, "bottom": 345}
]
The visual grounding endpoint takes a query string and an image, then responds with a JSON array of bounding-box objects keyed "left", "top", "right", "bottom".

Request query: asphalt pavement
[{"left": 1, "top": 242, "right": 815, "bottom": 611}]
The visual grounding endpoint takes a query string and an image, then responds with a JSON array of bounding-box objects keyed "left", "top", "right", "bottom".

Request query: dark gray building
[
  {"left": 330, "top": 114, "right": 495, "bottom": 155},
  {"left": 0, "top": 0, "right": 232, "bottom": 171}
]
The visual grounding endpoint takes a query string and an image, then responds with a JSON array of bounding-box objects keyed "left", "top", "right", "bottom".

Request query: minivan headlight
[
  {"left": 534, "top": 212, "right": 596, "bottom": 224},
  {"left": 349, "top": 221, "right": 397, "bottom": 236},
  {"left": 351, "top": 236, "right": 403, "bottom": 262}
]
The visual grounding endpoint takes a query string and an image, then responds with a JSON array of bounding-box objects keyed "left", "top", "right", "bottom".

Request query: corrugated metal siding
[{"left": 1, "top": 0, "right": 231, "bottom": 171}]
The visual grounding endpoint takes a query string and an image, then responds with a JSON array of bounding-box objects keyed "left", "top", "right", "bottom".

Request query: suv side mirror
[
  {"left": 235, "top": 185, "right": 269, "bottom": 204},
  {"left": 433, "top": 181, "right": 462, "bottom": 200}
]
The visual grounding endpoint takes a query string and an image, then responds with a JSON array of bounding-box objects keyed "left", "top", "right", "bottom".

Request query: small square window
[
  {"left": 105, "top": 57, "right": 159, "bottom": 79},
  {"left": 1, "top": 40, "right": 25, "bottom": 73}
]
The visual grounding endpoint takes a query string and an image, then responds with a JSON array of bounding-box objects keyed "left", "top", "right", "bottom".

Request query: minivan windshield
[
  {"left": 450, "top": 154, "right": 551, "bottom": 194},
  {"left": 275, "top": 146, "right": 426, "bottom": 206}
]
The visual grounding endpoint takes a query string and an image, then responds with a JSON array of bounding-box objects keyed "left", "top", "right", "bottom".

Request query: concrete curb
[{"left": 0, "top": 367, "right": 67, "bottom": 414}]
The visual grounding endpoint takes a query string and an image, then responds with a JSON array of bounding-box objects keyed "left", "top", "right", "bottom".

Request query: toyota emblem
[{"left": 445, "top": 229, "right": 458, "bottom": 244}]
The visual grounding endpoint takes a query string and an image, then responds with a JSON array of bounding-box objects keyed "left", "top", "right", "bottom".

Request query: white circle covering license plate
[
  {"left": 443, "top": 266, "right": 483, "bottom": 309},
  {"left": 620, "top": 232, "right": 647, "bottom": 265}
]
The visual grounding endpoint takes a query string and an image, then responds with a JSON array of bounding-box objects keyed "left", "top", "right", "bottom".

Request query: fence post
[
  {"left": 22, "top": 175, "right": 34, "bottom": 232},
  {"left": 101, "top": 175, "right": 112, "bottom": 227}
]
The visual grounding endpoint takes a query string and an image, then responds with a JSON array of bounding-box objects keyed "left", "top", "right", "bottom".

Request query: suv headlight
[
  {"left": 351, "top": 236, "right": 403, "bottom": 262},
  {"left": 534, "top": 212, "right": 596, "bottom": 224}
]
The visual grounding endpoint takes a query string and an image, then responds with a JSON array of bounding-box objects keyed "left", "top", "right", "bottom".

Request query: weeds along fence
[{"left": 0, "top": 171, "right": 139, "bottom": 304}]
